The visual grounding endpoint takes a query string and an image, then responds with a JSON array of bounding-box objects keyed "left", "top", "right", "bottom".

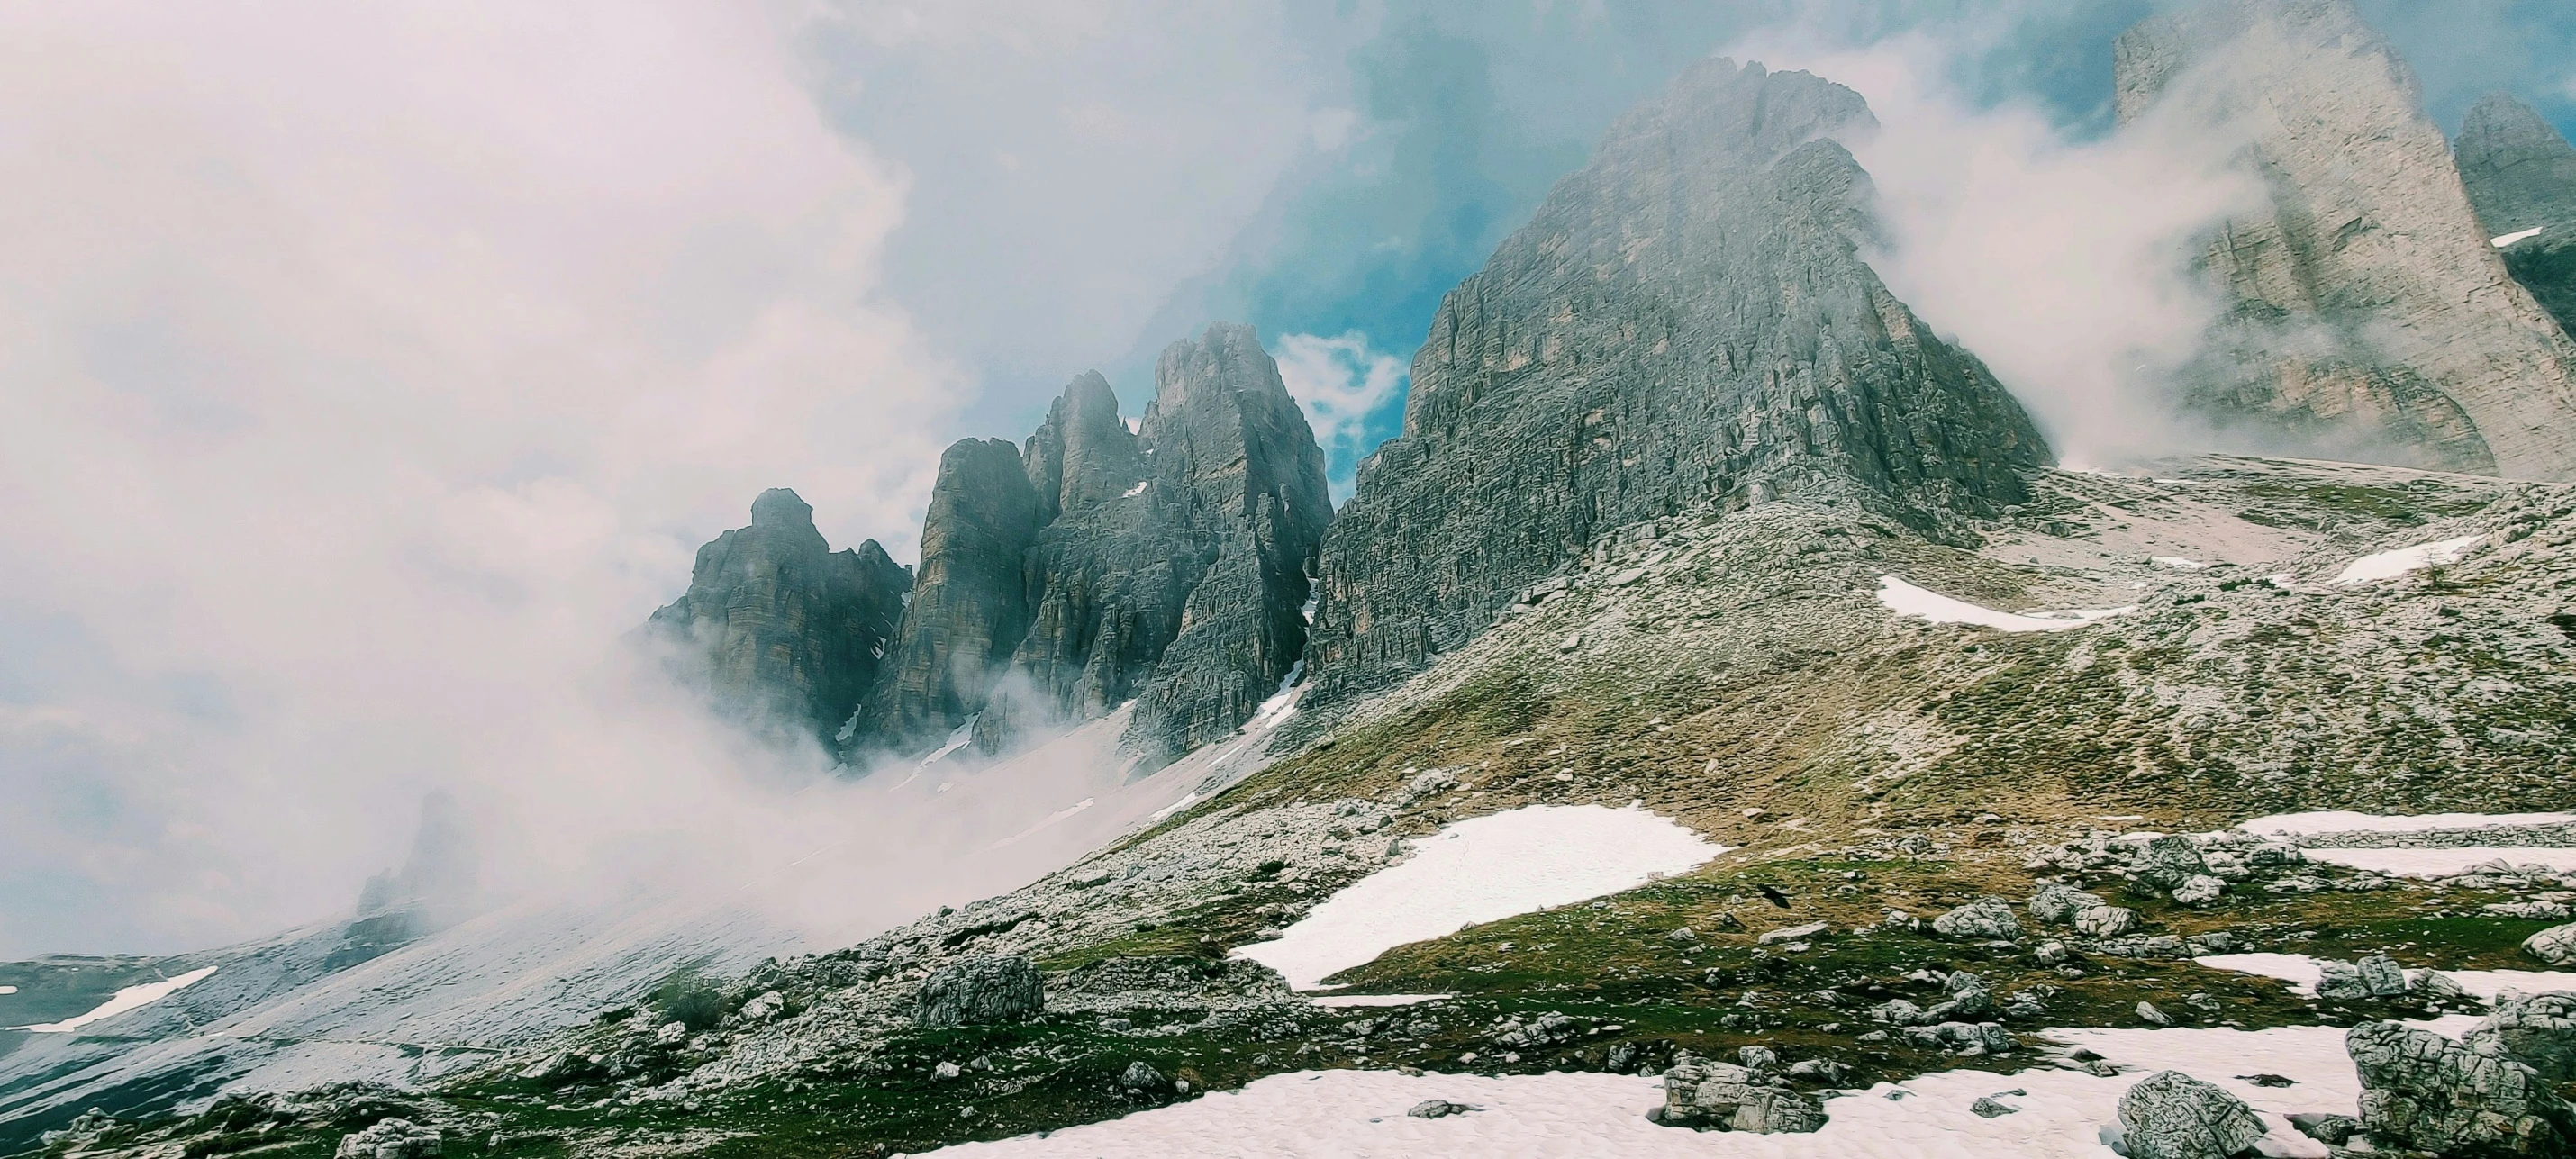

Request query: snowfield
[
  {"left": 1875, "top": 576, "right": 2132, "bottom": 633},
  {"left": 2196, "top": 953, "right": 2576, "bottom": 1001},
  {"left": 2239, "top": 810, "right": 2576, "bottom": 837},
  {"left": 1234, "top": 805, "right": 1722, "bottom": 991},
  {"left": 17, "top": 967, "right": 217, "bottom": 1033},
  {"left": 2331, "top": 535, "right": 2483, "bottom": 585},
  {"left": 924, "top": 1021, "right": 2490, "bottom": 1157},
  {"left": 2297, "top": 847, "right": 2576, "bottom": 876}
]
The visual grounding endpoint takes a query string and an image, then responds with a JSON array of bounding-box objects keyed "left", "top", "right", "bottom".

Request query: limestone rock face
[
  {"left": 649, "top": 488, "right": 912, "bottom": 746},
  {"left": 2348, "top": 1019, "right": 2575, "bottom": 1155},
  {"left": 914, "top": 955, "right": 1042, "bottom": 1028},
  {"left": 1302, "top": 58, "right": 2050, "bottom": 703},
  {"left": 859, "top": 439, "right": 1043, "bottom": 752},
  {"left": 2456, "top": 92, "right": 2576, "bottom": 337},
  {"left": 2115, "top": 1071, "right": 2267, "bottom": 1159},
  {"left": 856, "top": 326, "right": 1329, "bottom": 765},
  {"left": 2113, "top": 0, "right": 2576, "bottom": 479}
]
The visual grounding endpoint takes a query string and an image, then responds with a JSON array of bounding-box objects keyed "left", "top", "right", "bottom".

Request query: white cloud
[
  {"left": 0, "top": 1, "right": 966, "bottom": 955},
  {"left": 1273, "top": 331, "right": 1409, "bottom": 502}
]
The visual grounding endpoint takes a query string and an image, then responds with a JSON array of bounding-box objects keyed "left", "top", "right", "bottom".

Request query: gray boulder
[
  {"left": 334, "top": 1118, "right": 442, "bottom": 1159},
  {"left": 915, "top": 955, "right": 1043, "bottom": 1028},
  {"left": 2169, "top": 874, "right": 2224, "bottom": 908},
  {"left": 2114, "top": 1071, "right": 2267, "bottom": 1159},
  {"left": 2131, "top": 836, "right": 2210, "bottom": 892},
  {"left": 1119, "top": 1061, "right": 1166, "bottom": 1091},
  {"left": 1408, "top": 1100, "right": 1469, "bottom": 1119},
  {"left": 2349, "top": 1018, "right": 2575, "bottom": 1155},
  {"left": 2074, "top": 905, "right": 2141, "bottom": 937},
  {"left": 2029, "top": 882, "right": 2105, "bottom": 926},
  {"left": 2465, "top": 991, "right": 2576, "bottom": 1084},
  {"left": 2526, "top": 922, "right": 2576, "bottom": 964},
  {"left": 1932, "top": 897, "right": 2022, "bottom": 941},
  {"left": 2317, "top": 954, "right": 2409, "bottom": 1001},
  {"left": 1656, "top": 1058, "right": 1825, "bottom": 1134}
]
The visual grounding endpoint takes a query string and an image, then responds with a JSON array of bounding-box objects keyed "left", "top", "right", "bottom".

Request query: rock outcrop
[
  {"left": 2456, "top": 92, "right": 2576, "bottom": 337},
  {"left": 2115, "top": 1071, "right": 2268, "bottom": 1159},
  {"left": 914, "top": 955, "right": 1042, "bottom": 1028},
  {"left": 2113, "top": 0, "right": 2576, "bottom": 479},
  {"left": 649, "top": 488, "right": 912, "bottom": 746},
  {"left": 851, "top": 325, "right": 1329, "bottom": 766},
  {"left": 1300, "top": 59, "right": 2049, "bottom": 704},
  {"left": 2348, "top": 1018, "right": 2575, "bottom": 1155}
]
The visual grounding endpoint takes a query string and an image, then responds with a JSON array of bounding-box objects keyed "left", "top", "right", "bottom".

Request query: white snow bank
[
  {"left": 2495, "top": 226, "right": 2545, "bottom": 248},
  {"left": 0, "top": 985, "right": 14, "bottom": 994},
  {"left": 2195, "top": 954, "right": 2576, "bottom": 1002},
  {"left": 1235, "top": 805, "right": 1721, "bottom": 991},
  {"left": 2240, "top": 810, "right": 2576, "bottom": 837},
  {"left": 19, "top": 967, "right": 217, "bottom": 1033},
  {"left": 1311, "top": 993, "right": 1451, "bottom": 1008},
  {"left": 2332, "top": 535, "right": 2483, "bottom": 585},
  {"left": 2299, "top": 847, "right": 2576, "bottom": 876},
  {"left": 2152, "top": 557, "right": 2206, "bottom": 570},
  {"left": 1876, "top": 576, "right": 2132, "bottom": 633},
  {"left": 927, "top": 1020, "right": 2468, "bottom": 1157}
]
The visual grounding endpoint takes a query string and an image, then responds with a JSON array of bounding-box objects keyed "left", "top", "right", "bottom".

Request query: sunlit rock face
[
  {"left": 1302, "top": 57, "right": 2051, "bottom": 706},
  {"left": 2115, "top": 0, "right": 2576, "bottom": 479}
]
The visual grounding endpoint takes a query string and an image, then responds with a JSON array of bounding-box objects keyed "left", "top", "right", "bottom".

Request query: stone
[
  {"left": 334, "top": 1118, "right": 442, "bottom": 1159},
  {"left": 1931, "top": 898, "right": 2022, "bottom": 941},
  {"left": 2073, "top": 905, "right": 2139, "bottom": 937},
  {"left": 737, "top": 990, "right": 785, "bottom": 1024},
  {"left": 2354, "top": 954, "right": 2408, "bottom": 998},
  {"left": 1302, "top": 57, "right": 2052, "bottom": 706},
  {"left": 2137, "top": 1001, "right": 2172, "bottom": 1027},
  {"left": 2131, "top": 836, "right": 2210, "bottom": 892},
  {"left": 1408, "top": 1100, "right": 1469, "bottom": 1119},
  {"left": 2029, "top": 883, "right": 2105, "bottom": 926},
  {"left": 914, "top": 955, "right": 1043, "bottom": 1028},
  {"left": 2286, "top": 1112, "right": 2360, "bottom": 1145},
  {"left": 2348, "top": 1018, "right": 2576, "bottom": 1155},
  {"left": 2113, "top": 0, "right": 2576, "bottom": 480},
  {"left": 1757, "top": 921, "right": 1828, "bottom": 946},
  {"left": 2114, "top": 1070, "right": 2268, "bottom": 1159},
  {"left": 2464, "top": 991, "right": 2576, "bottom": 1084},
  {"left": 1119, "top": 1061, "right": 1166, "bottom": 1091},
  {"left": 2036, "top": 940, "right": 2070, "bottom": 966},
  {"left": 2169, "top": 874, "right": 2224, "bottom": 908},
  {"left": 648, "top": 488, "right": 911, "bottom": 746},
  {"left": 1657, "top": 1058, "right": 1826, "bottom": 1134},
  {"left": 1971, "top": 1095, "right": 2017, "bottom": 1118},
  {"left": 2526, "top": 921, "right": 2576, "bottom": 964},
  {"left": 2456, "top": 92, "right": 2576, "bottom": 335},
  {"left": 933, "top": 1061, "right": 961, "bottom": 1081}
]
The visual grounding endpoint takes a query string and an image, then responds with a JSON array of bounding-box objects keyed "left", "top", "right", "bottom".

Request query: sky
[{"left": 3, "top": 0, "right": 2574, "bottom": 958}]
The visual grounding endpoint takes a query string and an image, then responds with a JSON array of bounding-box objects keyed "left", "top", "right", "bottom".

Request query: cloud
[
  {"left": 0, "top": 1, "right": 965, "bottom": 955},
  {"left": 1729, "top": 27, "right": 2264, "bottom": 468},
  {"left": 1272, "top": 331, "right": 1410, "bottom": 502}
]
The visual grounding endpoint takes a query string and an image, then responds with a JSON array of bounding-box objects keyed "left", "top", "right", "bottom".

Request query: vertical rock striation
[
  {"left": 649, "top": 488, "right": 912, "bottom": 747},
  {"left": 858, "top": 439, "right": 1043, "bottom": 753},
  {"left": 2456, "top": 91, "right": 2576, "bottom": 338},
  {"left": 2113, "top": 0, "right": 2576, "bottom": 478},
  {"left": 1302, "top": 58, "right": 2051, "bottom": 704}
]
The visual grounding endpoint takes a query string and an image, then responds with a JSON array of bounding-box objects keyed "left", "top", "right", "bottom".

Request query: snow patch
[
  {"left": 985, "top": 798, "right": 1096, "bottom": 852},
  {"left": 2494, "top": 226, "right": 2544, "bottom": 248},
  {"left": 2299, "top": 847, "right": 2576, "bottom": 876},
  {"left": 921, "top": 714, "right": 981, "bottom": 766},
  {"left": 2197, "top": 953, "right": 2576, "bottom": 1001},
  {"left": 1122, "top": 481, "right": 1148, "bottom": 498},
  {"left": 1876, "top": 576, "right": 2133, "bottom": 633},
  {"left": 2240, "top": 810, "right": 2576, "bottom": 837},
  {"left": 0, "top": 985, "right": 14, "bottom": 994},
  {"left": 19, "top": 967, "right": 217, "bottom": 1033},
  {"left": 1234, "top": 805, "right": 1721, "bottom": 991},
  {"left": 1311, "top": 993, "right": 1450, "bottom": 1008},
  {"left": 2151, "top": 557, "right": 2206, "bottom": 570},
  {"left": 2332, "top": 535, "right": 2482, "bottom": 585}
]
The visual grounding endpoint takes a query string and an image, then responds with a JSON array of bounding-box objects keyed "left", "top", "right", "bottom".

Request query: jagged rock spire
[{"left": 2456, "top": 91, "right": 2576, "bottom": 338}]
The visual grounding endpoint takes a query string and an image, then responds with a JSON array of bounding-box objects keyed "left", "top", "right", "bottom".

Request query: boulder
[
  {"left": 915, "top": 955, "right": 1043, "bottom": 1028},
  {"left": 1932, "top": 898, "right": 2022, "bottom": 941},
  {"left": 2114, "top": 1071, "right": 2268, "bottom": 1159},
  {"left": 2131, "top": 836, "right": 2211, "bottom": 892},
  {"left": 2526, "top": 922, "right": 2576, "bottom": 964},
  {"left": 1657, "top": 1058, "right": 1825, "bottom": 1134},
  {"left": 1408, "top": 1100, "right": 1468, "bottom": 1119},
  {"left": 2349, "top": 1018, "right": 2576, "bottom": 1155},
  {"left": 1119, "top": 1061, "right": 1166, "bottom": 1091},
  {"left": 2073, "top": 905, "right": 2139, "bottom": 937},
  {"left": 334, "top": 1118, "right": 442, "bottom": 1159},
  {"left": 2465, "top": 991, "right": 2576, "bottom": 1084},
  {"left": 2317, "top": 954, "right": 2409, "bottom": 1001},
  {"left": 2169, "top": 874, "right": 2224, "bottom": 908},
  {"left": 2030, "top": 883, "right": 2105, "bottom": 926}
]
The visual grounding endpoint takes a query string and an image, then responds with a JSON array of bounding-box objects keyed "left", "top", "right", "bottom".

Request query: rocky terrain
[
  {"left": 2114, "top": 0, "right": 2576, "bottom": 479},
  {"left": 2458, "top": 91, "right": 2576, "bottom": 340},
  {"left": 15, "top": 1, "right": 2576, "bottom": 1156}
]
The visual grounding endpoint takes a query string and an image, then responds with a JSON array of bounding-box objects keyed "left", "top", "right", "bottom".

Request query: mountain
[
  {"left": 1302, "top": 58, "right": 2050, "bottom": 705},
  {"left": 2455, "top": 91, "right": 2576, "bottom": 338},
  {"left": 847, "top": 323, "right": 1329, "bottom": 767},
  {"left": 647, "top": 488, "right": 911, "bottom": 747},
  {"left": 2113, "top": 0, "right": 2576, "bottom": 479}
]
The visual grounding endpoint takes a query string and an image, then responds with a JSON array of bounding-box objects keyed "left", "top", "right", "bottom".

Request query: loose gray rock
[
  {"left": 1120, "top": 1061, "right": 1166, "bottom": 1091},
  {"left": 2169, "top": 874, "right": 2224, "bottom": 908},
  {"left": 2136, "top": 1001, "right": 2172, "bottom": 1027},
  {"left": 2131, "top": 836, "right": 2212, "bottom": 892},
  {"left": 334, "top": 1118, "right": 442, "bottom": 1159},
  {"left": 1408, "top": 1100, "right": 1470, "bottom": 1119},
  {"left": 2114, "top": 1071, "right": 2268, "bottom": 1159},
  {"left": 2029, "top": 883, "right": 2104, "bottom": 926},
  {"left": 2526, "top": 922, "right": 2576, "bottom": 964},
  {"left": 1931, "top": 898, "right": 2022, "bottom": 941},
  {"left": 1971, "top": 1096, "right": 2017, "bottom": 1118},
  {"left": 915, "top": 955, "right": 1043, "bottom": 1028},
  {"left": 1657, "top": 1058, "right": 1826, "bottom": 1134},
  {"left": 2073, "top": 905, "right": 2139, "bottom": 937},
  {"left": 2349, "top": 1018, "right": 2576, "bottom": 1155},
  {"left": 2286, "top": 1112, "right": 2360, "bottom": 1145}
]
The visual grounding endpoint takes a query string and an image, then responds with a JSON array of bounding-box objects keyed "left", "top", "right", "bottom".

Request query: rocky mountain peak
[
  {"left": 2113, "top": 0, "right": 2576, "bottom": 479},
  {"left": 748, "top": 487, "right": 819, "bottom": 533},
  {"left": 1024, "top": 371, "right": 1144, "bottom": 524},
  {"left": 1301, "top": 55, "right": 2049, "bottom": 705},
  {"left": 857, "top": 439, "right": 1043, "bottom": 752},
  {"left": 2456, "top": 91, "right": 2576, "bottom": 338}
]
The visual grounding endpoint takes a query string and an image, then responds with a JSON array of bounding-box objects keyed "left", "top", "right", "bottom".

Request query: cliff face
[
  {"left": 2455, "top": 92, "right": 2576, "bottom": 338},
  {"left": 2113, "top": 0, "right": 2576, "bottom": 479},
  {"left": 649, "top": 488, "right": 911, "bottom": 746},
  {"left": 1301, "top": 58, "right": 2051, "bottom": 705},
  {"left": 846, "top": 325, "right": 1329, "bottom": 766}
]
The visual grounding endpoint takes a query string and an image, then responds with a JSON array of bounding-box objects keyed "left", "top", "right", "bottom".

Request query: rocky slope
[
  {"left": 850, "top": 324, "right": 1329, "bottom": 768},
  {"left": 2457, "top": 91, "right": 2576, "bottom": 338},
  {"left": 648, "top": 488, "right": 912, "bottom": 747},
  {"left": 1302, "top": 57, "right": 2051, "bottom": 706},
  {"left": 2113, "top": 0, "right": 2576, "bottom": 480}
]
